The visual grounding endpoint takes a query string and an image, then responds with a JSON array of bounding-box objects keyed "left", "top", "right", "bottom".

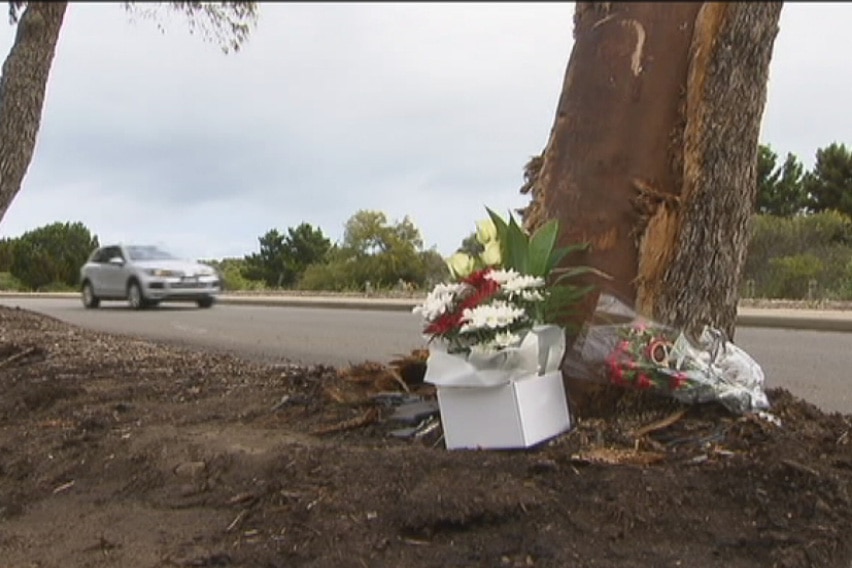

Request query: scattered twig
[
  {"left": 82, "top": 535, "right": 119, "bottom": 555},
  {"left": 52, "top": 480, "right": 75, "bottom": 494},
  {"left": 225, "top": 509, "right": 249, "bottom": 533},
  {"left": 0, "top": 346, "right": 37, "bottom": 370},
  {"left": 311, "top": 407, "right": 380, "bottom": 436},
  {"left": 630, "top": 409, "right": 687, "bottom": 438},
  {"left": 227, "top": 492, "right": 257, "bottom": 506},
  {"left": 571, "top": 447, "right": 667, "bottom": 466},
  {"left": 387, "top": 368, "right": 411, "bottom": 393},
  {"left": 294, "top": 521, "right": 322, "bottom": 537},
  {"left": 270, "top": 395, "right": 291, "bottom": 411},
  {"left": 781, "top": 459, "right": 820, "bottom": 478}
]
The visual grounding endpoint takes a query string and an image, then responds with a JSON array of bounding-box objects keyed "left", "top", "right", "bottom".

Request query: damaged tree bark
[
  {"left": 522, "top": 2, "right": 783, "bottom": 341},
  {"left": 0, "top": 2, "right": 68, "bottom": 223}
]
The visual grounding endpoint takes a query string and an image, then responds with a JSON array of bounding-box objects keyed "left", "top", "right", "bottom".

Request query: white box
[{"left": 435, "top": 370, "right": 573, "bottom": 450}]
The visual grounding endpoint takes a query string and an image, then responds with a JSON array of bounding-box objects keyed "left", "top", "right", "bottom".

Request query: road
[{"left": 1, "top": 297, "right": 849, "bottom": 415}]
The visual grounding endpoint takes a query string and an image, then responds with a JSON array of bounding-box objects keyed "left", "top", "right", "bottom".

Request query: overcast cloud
[{"left": 0, "top": 3, "right": 849, "bottom": 261}]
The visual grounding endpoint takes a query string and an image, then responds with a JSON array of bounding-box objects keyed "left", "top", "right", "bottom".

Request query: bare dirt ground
[{"left": 0, "top": 303, "right": 850, "bottom": 568}]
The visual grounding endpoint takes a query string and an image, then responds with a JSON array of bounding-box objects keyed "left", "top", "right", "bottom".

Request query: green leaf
[
  {"left": 506, "top": 213, "right": 530, "bottom": 273},
  {"left": 527, "top": 219, "right": 558, "bottom": 277},
  {"left": 546, "top": 242, "right": 589, "bottom": 273},
  {"left": 485, "top": 207, "right": 509, "bottom": 241},
  {"left": 550, "top": 265, "right": 612, "bottom": 285}
]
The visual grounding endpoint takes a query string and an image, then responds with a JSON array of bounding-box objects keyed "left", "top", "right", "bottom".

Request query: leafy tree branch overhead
[{"left": 0, "top": 2, "right": 258, "bottom": 226}]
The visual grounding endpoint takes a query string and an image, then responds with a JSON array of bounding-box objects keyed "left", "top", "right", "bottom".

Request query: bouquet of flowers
[
  {"left": 563, "top": 294, "right": 770, "bottom": 414},
  {"left": 415, "top": 209, "right": 599, "bottom": 449},
  {"left": 414, "top": 208, "right": 592, "bottom": 358},
  {"left": 412, "top": 208, "right": 596, "bottom": 389},
  {"left": 601, "top": 320, "right": 714, "bottom": 393}
]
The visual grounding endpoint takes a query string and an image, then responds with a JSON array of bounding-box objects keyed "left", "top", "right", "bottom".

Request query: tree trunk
[
  {"left": 523, "top": 2, "right": 782, "bottom": 340},
  {"left": 520, "top": 2, "right": 782, "bottom": 415},
  {"left": 0, "top": 2, "right": 68, "bottom": 224}
]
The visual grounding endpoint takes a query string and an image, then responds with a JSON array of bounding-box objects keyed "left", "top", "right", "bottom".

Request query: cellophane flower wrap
[
  {"left": 413, "top": 208, "right": 594, "bottom": 388},
  {"left": 562, "top": 294, "right": 770, "bottom": 414}
]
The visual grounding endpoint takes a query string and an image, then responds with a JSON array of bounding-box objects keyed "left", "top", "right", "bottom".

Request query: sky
[{"left": 0, "top": 2, "right": 849, "bottom": 262}]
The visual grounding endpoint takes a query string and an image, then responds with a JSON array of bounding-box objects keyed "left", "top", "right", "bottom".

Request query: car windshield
[{"left": 126, "top": 246, "right": 179, "bottom": 261}]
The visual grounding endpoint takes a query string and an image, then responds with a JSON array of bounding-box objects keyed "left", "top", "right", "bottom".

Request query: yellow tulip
[
  {"left": 480, "top": 240, "right": 502, "bottom": 267},
  {"left": 475, "top": 218, "right": 498, "bottom": 245},
  {"left": 447, "top": 252, "right": 476, "bottom": 279}
]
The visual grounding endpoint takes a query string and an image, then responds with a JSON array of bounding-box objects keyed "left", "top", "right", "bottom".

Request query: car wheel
[
  {"left": 197, "top": 297, "right": 215, "bottom": 309},
  {"left": 127, "top": 280, "right": 147, "bottom": 310},
  {"left": 81, "top": 281, "right": 100, "bottom": 309}
]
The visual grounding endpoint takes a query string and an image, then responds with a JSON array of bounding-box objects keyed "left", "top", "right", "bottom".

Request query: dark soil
[{"left": 0, "top": 304, "right": 850, "bottom": 568}]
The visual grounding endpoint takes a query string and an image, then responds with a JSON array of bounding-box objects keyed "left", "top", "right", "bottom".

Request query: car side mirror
[{"left": 108, "top": 256, "right": 124, "bottom": 266}]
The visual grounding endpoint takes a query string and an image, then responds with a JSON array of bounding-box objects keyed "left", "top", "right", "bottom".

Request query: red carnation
[
  {"left": 669, "top": 372, "right": 689, "bottom": 391},
  {"left": 463, "top": 268, "right": 493, "bottom": 287},
  {"left": 459, "top": 269, "right": 500, "bottom": 311},
  {"left": 425, "top": 310, "right": 463, "bottom": 336}
]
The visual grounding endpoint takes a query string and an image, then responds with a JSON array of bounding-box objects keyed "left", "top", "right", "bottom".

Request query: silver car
[{"left": 80, "top": 244, "right": 221, "bottom": 309}]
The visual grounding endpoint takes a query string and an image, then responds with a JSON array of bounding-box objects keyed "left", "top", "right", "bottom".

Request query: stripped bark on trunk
[{"left": 522, "top": 2, "right": 782, "bottom": 340}]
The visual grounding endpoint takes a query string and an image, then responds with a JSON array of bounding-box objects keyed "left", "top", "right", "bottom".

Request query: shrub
[
  {"left": 0, "top": 272, "right": 23, "bottom": 291},
  {"left": 765, "top": 254, "right": 824, "bottom": 299},
  {"left": 10, "top": 222, "right": 99, "bottom": 291},
  {"left": 743, "top": 211, "right": 852, "bottom": 299}
]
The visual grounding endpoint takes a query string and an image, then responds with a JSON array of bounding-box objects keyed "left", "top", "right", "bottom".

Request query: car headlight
[{"left": 145, "top": 268, "right": 182, "bottom": 277}]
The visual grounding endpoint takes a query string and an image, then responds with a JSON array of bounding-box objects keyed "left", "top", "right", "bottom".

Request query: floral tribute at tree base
[
  {"left": 414, "top": 209, "right": 773, "bottom": 451},
  {"left": 412, "top": 209, "right": 591, "bottom": 450},
  {"left": 562, "top": 294, "right": 771, "bottom": 416}
]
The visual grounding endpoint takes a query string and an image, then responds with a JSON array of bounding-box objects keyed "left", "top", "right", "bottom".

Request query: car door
[
  {"left": 99, "top": 245, "right": 128, "bottom": 297},
  {"left": 84, "top": 248, "right": 109, "bottom": 296}
]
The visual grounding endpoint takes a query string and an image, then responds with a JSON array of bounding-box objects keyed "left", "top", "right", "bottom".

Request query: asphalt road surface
[{"left": 1, "top": 297, "right": 849, "bottom": 415}]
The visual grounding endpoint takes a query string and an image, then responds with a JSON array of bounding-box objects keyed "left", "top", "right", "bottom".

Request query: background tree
[
  {"left": 803, "top": 142, "right": 852, "bottom": 218},
  {"left": 756, "top": 144, "right": 807, "bottom": 217},
  {"left": 300, "top": 210, "right": 434, "bottom": 291},
  {"left": 0, "top": 236, "right": 12, "bottom": 271},
  {"left": 0, "top": 2, "right": 257, "bottom": 227},
  {"left": 418, "top": 248, "right": 450, "bottom": 289},
  {"left": 285, "top": 222, "right": 331, "bottom": 280},
  {"left": 9, "top": 220, "right": 98, "bottom": 290},
  {"left": 520, "top": 2, "right": 783, "bottom": 341},
  {"left": 341, "top": 210, "right": 425, "bottom": 288},
  {"left": 241, "top": 223, "right": 331, "bottom": 288},
  {"left": 457, "top": 232, "right": 484, "bottom": 257},
  {"left": 242, "top": 228, "right": 290, "bottom": 288}
]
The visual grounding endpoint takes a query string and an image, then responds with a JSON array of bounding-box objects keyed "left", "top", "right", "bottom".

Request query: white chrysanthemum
[
  {"left": 469, "top": 330, "right": 523, "bottom": 355},
  {"left": 490, "top": 330, "right": 522, "bottom": 349},
  {"left": 469, "top": 342, "right": 498, "bottom": 356},
  {"left": 519, "top": 289, "right": 545, "bottom": 302},
  {"left": 412, "top": 282, "right": 467, "bottom": 321},
  {"left": 486, "top": 269, "right": 545, "bottom": 292},
  {"left": 485, "top": 268, "right": 518, "bottom": 285},
  {"left": 459, "top": 301, "right": 526, "bottom": 333},
  {"left": 504, "top": 274, "right": 545, "bottom": 293}
]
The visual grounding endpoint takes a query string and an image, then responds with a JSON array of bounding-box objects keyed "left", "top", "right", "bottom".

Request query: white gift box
[
  {"left": 434, "top": 370, "right": 572, "bottom": 450},
  {"left": 425, "top": 325, "right": 573, "bottom": 450}
]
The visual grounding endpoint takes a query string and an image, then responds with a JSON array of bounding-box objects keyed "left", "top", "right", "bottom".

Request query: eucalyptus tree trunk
[
  {"left": 0, "top": 2, "right": 68, "bottom": 224},
  {"left": 523, "top": 2, "right": 782, "bottom": 341}
]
